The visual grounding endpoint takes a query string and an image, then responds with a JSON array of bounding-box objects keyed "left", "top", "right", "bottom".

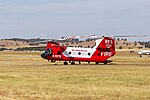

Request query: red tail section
[
  {"left": 97, "top": 37, "right": 115, "bottom": 52},
  {"left": 91, "top": 37, "right": 116, "bottom": 62}
]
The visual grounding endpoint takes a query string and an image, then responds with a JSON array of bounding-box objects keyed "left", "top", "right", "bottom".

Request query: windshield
[{"left": 45, "top": 48, "right": 52, "bottom": 56}]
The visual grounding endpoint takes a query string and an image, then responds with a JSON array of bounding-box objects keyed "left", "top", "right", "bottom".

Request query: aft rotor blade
[{"left": 113, "top": 35, "right": 147, "bottom": 37}]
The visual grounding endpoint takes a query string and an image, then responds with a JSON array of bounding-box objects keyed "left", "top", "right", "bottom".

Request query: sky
[{"left": 0, "top": 0, "right": 150, "bottom": 41}]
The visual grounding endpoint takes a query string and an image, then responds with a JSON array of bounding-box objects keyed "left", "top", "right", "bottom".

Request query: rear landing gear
[
  {"left": 140, "top": 55, "right": 142, "bottom": 57},
  {"left": 95, "top": 62, "right": 99, "bottom": 65},
  {"left": 104, "top": 61, "right": 108, "bottom": 65}
]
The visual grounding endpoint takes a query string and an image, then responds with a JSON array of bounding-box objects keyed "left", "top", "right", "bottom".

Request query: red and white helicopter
[{"left": 41, "top": 35, "right": 116, "bottom": 65}]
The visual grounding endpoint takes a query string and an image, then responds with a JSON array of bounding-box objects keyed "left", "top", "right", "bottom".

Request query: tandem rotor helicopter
[
  {"left": 41, "top": 35, "right": 147, "bottom": 65},
  {"left": 41, "top": 35, "right": 116, "bottom": 65}
]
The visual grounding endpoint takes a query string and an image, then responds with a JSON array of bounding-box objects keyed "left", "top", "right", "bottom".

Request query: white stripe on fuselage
[
  {"left": 62, "top": 47, "right": 96, "bottom": 58},
  {"left": 62, "top": 38, "right": 103, "bottom": 58}
]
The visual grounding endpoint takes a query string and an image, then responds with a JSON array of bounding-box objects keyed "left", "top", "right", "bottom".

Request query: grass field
[{"left": 0, "top": 51, "right": 150, "bottom": 100}]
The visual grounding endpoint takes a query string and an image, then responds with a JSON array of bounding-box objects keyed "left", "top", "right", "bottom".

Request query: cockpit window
[{"left": 45, "top": 48, "right": 52, "bottom": 56}]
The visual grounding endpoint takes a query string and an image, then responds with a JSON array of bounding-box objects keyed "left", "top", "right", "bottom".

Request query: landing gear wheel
[
  {"left": 51, "top": 60, "right": 56, "bottom": 62},
  {"left": 104, "top": 61, "right": 108, "bottom": 65},
  {"left": 95, "top": 62, "right": 99, "bottom": 65},
  {"left": 140, "top": 55, "right": 142, "bottom": 57},
  {"left": 64, "top": 61, "right": 68, "bottom": 65},
  {"left": 71, "top": 62, "right": 75, "bottom": 65}
]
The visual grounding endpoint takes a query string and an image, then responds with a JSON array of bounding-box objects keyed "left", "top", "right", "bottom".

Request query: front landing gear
[
  {"left": 64, "top": 61, "right": 75, "bottom": 65},
  {"left": 71, "top": 62, "right": 75, "bottom": 65},
  {"left": 64, "top": 61, "right": 68, "bottom": 65}
]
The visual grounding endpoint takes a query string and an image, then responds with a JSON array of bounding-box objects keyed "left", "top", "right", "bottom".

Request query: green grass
[{"left": 0, "top": 51, "right": 150, "bottom": 100}]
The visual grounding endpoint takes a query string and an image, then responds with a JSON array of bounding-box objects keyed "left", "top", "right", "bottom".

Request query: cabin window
[
  {"left": 57, "top": 51, "right": 61, "bottom": 55},
  {"left": 78, "top": 52, "right": 81, "bottom": 55},
  {"left": 69, "top": 52, "right": 71, "bottom": 55},
  {"left": 88, "top": 53, "right": 91, "bottom": 56}
]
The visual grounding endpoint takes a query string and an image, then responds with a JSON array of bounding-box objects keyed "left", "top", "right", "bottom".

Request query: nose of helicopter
[
  {"left": 41, "top": 48, "right": 52, "bottom": 59},
  {"left": 41, "top": 53, "right": 47, "bottom": 59}
]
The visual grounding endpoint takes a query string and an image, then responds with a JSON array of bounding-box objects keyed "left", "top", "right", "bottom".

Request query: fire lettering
[
  {"left": 52, "top": 55, "right": 61, "bottom": 58},
  {"left": 101, "top": 52, "right": 112, "bottom": 56}
]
